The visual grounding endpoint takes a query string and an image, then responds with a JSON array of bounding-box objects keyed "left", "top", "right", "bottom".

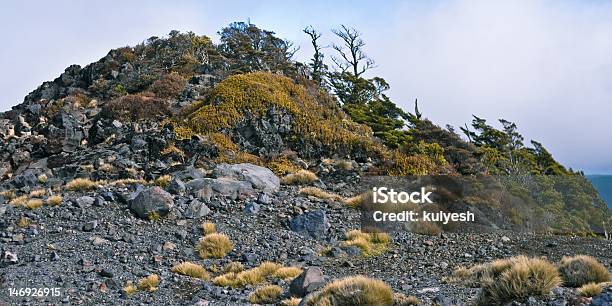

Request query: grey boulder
[
  {"left": 214, "top": 163, "right": 280, "bottom": 193},
  {"left": 129, "top": 187, "right": 174, "bottom": 219}
]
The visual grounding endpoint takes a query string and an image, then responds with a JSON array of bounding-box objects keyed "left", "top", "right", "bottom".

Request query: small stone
[
  {"left": 162, "top": 241, "right": 176, "bottom": 250},
  {"left": 99, "top": 269, "right": 114, "bottom": 278},
  {"left": 244, "top": 202, "right": 260, "bottom": 214},
  {"left": 74, "top": 196, "right": 95, "bottom": 207},
  {"left": 167, "top": 178, "right": 186, "bottom": 195},
  {"left": 241, "top": 253, "right": 257, "bottom": 263},
  {"left": 82, "top": 220, "right": 98, "bottom": 232},
  {"left": 91, "top": 237, "right": 108, "bottom": 246},
  {"left": 256, "top": 193, "right": 271, "bottom": 205},
  {"left": 500, "top": 236, "right": 511, "bottom": 243}
]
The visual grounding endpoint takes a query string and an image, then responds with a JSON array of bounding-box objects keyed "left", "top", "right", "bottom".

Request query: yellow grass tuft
[
  {"left": 25, "top": 199, "right": 44, "bottom": 210},
  {"left": 171, "top": 262, "right": 210, "bottom": 280},
  {"left": 281, "top": 297, "right": 302, "bottom": 306},
  {"left": 0, "top": 190, "right": 17, "bottom": 200},
  {"left": 223, "top": 261, "right": 244, "bottom": 273},
  {"left": 558, "top": 255, "right": 610, "bottom": 287},
  {"left": 341, "top": 230, "right": 391, "bottom": 256},
  {"left": 29, "top": 189, "right": 47, "bottom": 198},
  {"left": 123, "top": 282, "right": 137, "bottom": 296},
  {"left": 201, "top": 222, "right": 216, "bottom": 235},
  {"left": 393, "top": 293, "right": 421, "bottom": 306},
  {"left": 109, "top": 178, "right": 147, "bottom": 187},
  {"left": 65, "top": 178, "right": 98, "bottom": 191},
  {"left": 137, "top": 274, "right": 160, "bottom": 292},
  {"left": 99, "top": 163, "right": 114, "bottom": 172},
  {"left": 17, "top": 217, "right": 30, "bottom": 228},
  {"left": 281, "top": 170, "right": 318, "bottom": 185},
  {"left": 37, "top": 174, "right": 48, "bottom": 184},
  {"left": 195, "top": 233, "right": 233, "bottom": 259},
  {"left": 9, "top": 195, "right": 28, "bottom": 206},
  {"left": 153, "top": 175, "right": 172, "bottom": 188},
  {"left": 213, "top": 261, "right": 300, "bottom": 288},
  {"left": 302, "top": 276, "right": 394, "bottom": 306},
  {"left": 272, "top": 267, "right": 303, "bottom": 280},
  {"left": 299, "top": 187, "right": 342, "bottom": 201},
  {"left": 577, "top": 282, "right": 603, "bottom": 297},
  {"left": 248, "top": 285, "right": 283, "bottom": 304},
  {"left": 47, "top": 195, "right": 63, "bottom": 206},
  {"left": 343, "top": 193, "right": 368, "bottom": 208}
]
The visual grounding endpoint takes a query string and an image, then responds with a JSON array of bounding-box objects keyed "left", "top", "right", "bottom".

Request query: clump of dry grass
[
  {"left": 577, "top": 282, "right": 603, "bottom": 297},
  {"left": 341, "top": 230, "right": 391, "bottom": 256},
  {"left": 343, "top": 193, "right": 368, "bottom": 208},
  {"left": 299, "top": 187, "right": 342, "bottom": 201},
  {"left": 99, "top": 163, "right": 114, "bottom": 172},
  {"left": 47, "top": 195, "right": 63, "bottom": 206},
  {"left": 37, "top": 174, "right": 48, "bottom": 184},
  {"left": 123, "top": 282, "right": 137, "bottom": 296},
  {"left": 213, "top": 261, "right": 300, "bottom": 287},
  {"left": 281, "top": 170, "right": 318, "bottom": 185},
  {"left": 65, "top": 178, "right": 98, "bottom": 191},
  {"left": 17, "top": 217, "right": 30, "bottom": 228},
  {"left": 29, "top": 189, "right": 47, "bottom": 198},
  {"left": 393, "top": 293, "right": 420, "bottom": 306},
  {"left": 171, "top": 262, "right": 210, "bottom": 280},
  {"left": 195, "top": 233, "right": 233, "bottom": 259},
  {"left": 302, "top": 276, "right": 394, "bottom": 306},
  {"left": 223, "top": 261, "right": 244, "bottom": 273},
  {"left": 137, "top": 274, "right": 160, "bottom": 292},
  {"left": 109, "top": 178, "right": 147, "bottom": 187},
  {"left": 153, "top": 175, "right": 172, "bottom": 188},
  {"left": 0, "top": 190, "right": 17, "bottom": 200},
  {"left": 25, "top": 199, "right": 44, "bottom": 210},
  {"left": 201, "top": 222, "right": 216, "bottom": 235},
  {"left": 558, "top": 255, "right": 610, "bottom": 287},
  {"left": 9, "top": 195, "right": 28, "bottom": 206},
  {"left": 462, "top": 256, "right": 563, "bottom": 306},
  {"left": 147, "top": 211, "right": 161, "bottom": 222},
  {"left": 334, "top": 160, "right": 354, "bottom": 170},
  {"left": 248, "top": 285, "right": 283, "bottom": 304},
  {"left": 281, "top": 297, "right": 302, "bottom": 306}
]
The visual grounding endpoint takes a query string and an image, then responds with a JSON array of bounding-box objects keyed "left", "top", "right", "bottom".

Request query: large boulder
[
  {"left": 213, "top": 163, "right": 280, "bottom": 193},
  {"left": 289, "top": 210, "right": 330, "bottom": 239},
  {"left": 289, "top": 267, "right": 325, "bottom": 297},
  {"left": 186, "top": 177, "right": 255, "bottom": 200},
  {"left": 129, "top": 187, "right": 174, "bottom": 219}
]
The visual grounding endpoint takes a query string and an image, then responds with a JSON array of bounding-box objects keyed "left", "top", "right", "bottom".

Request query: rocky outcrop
[{"left": 213, "top": 163, "right": 280, "bottom": 193}]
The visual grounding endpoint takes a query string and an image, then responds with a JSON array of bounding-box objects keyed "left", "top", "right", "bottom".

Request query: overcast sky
[{"left": 1, "top": 0, "right": 611, "bottom": 174}]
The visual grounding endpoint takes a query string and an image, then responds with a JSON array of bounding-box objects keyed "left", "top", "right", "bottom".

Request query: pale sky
[{"left": 1, "top": 0, "right": 611, "bottom": 174}]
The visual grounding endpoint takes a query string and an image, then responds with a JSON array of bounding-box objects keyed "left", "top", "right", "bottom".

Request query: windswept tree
[
  {"left": 217, "top": 21, "right": 297, "bottom": 74},
  {"left": 303, "top": 26, "right": 327, "bottom": 85}
]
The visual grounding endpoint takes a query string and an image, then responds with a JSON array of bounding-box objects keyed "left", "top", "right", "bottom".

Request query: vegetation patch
[
  {"left": 213, "top": 261, "right": 301, "bottom": 288},
  {"left": 558, "top": 255, "right": 610, "bottom": 287},
  {"left": 65, "top": 178, "right": 98, "bottom": 191},
  {"left": 280, "top": 297, "right": 302, "bottom": 306},
  {"left": 137, "top": 274, "right": 160, "bottom": 292},
  {"left": 195, "top": 233, "right": 233, "bottom": 259},
  {"left": 577, "top": 282, "right": 603, "bottom": 297},
  {"left": 302, "top": 276, "right": 394, "bottom": 306},
  {"left": 201, "top": 222, "right": 216, "bottom": 235},
  {"left": 171, "top": 262, "right": 210, "bottom": 280},
  {"left": 299, "top": 187, "right": 342, "bottom": 201},
  {"left": 281, "top": 170, "right": 318, "bottom": 185},
  {"left": 248, "top": 285, "right": 283, "bottom": 304},
  {"left": 153, "top": 175, "right": 172, "bottom": 188},
  {"left": 341, "top": 230, "right": 390, "bottom": 256}
]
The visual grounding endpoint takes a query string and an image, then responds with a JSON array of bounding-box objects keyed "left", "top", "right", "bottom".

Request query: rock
[
  {"left": 289, "top": 267, "right": 325, "bottom": 297},
  {"left": 244, "top": 202, "right": 260, "bottom": 214},
  {"left": 289, "top": 210, "right": 330, "bottom": 239},
  {"left": 0, "top": 204, "right": 7, "bottom": 216},
  {"left": 186, "top": 178, "right": 255, "bottom": 200},
  {"left": 129, "top": 187, "right": 174, "bottom": 219},
  {"left": 162, "top": 241, "right": 176, "bottom": 250},
  {"left": 91, "top": 237, "right": 109, "bottom": 246},
  {"left": 213, "top": 163, "right": 280, "bottom": 193},
  {"left": 592, "top": 291, "right": 612, "bottom": 306},
  {"left": 184, "top": 200, "right": 211, "bottom": 219},
  {"left": 241, "top": 253, "right": 258, "bottom": 263},
  {"left": 98, "top": 269, "right": 114, "bottom": 278},
  {"left": 167, "top": 178, "right": 186, "bottom": 195},
  {"left": 500, "top": 236, "right": 511, "bottom": 243},
  {"left": 82, "top": 220, "right": 98, "bottom": 232},
  {"left": 74, "top": 196, "right": 95, "bottom": 208},
  {"left": 1, "top": 250, "right": 18, "bottom": 267},
  {"left": 256, "top": 192, "right": 272, "bottom": 205}
]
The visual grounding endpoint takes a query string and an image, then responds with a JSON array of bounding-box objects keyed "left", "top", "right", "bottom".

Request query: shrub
[
  {"left": 195, "top": 233, "right": 233, "bottom": 259},
  {"left": 341, "top": 230, "right": 390, "bottom": 256},
  {"left": 577, "top": 282, "right": 603, "bottom": 297},
  {"left": 25, "top": 199, "right": 44, "bottom": 210},
  {"left": 201, "top": 222, "right": 216, "bottom": 235},
  {"left": 65, "top": 178, "right": 98, "bottom": 191},
  {"left": 299, "top": 187, "right": 342, "bottom": 201},
  {"left": 248, "top": 285, "right": 283, "bottom": 304},
  {"left": 123, "top": 282, "right": 137, "bottom": 296},
  {"left": 171, "top": 262, "right": 210, "bottom": 280},
  {"left": 153, "top": 175, "right": 172, "bottom": 188},
  {"left": 281, "top": 170, "right": 318, "bottom": 185},
  {"left": 46, "top": 195, "right": 63, "bottom": 206},
  {"left": 103, "top": 93, "right": 170, "bottom": 121},
  {"left": 268, "top": 155, "right": 301, "bottom": 175},
  {"left": 150, "top": 73, "right": 186, "bottom": 99},
  {"left": 476, "top": 257, "right": 562, "bottom": 305},
  {"left": 558, "top": 255, "right": 610, "bottom": 287},
  {"left": 137, "top": 274, "right": 160, "bottom": 292},
  {"left": 223, "top": 262, "right": 244, "bottom": 273},
  {"left": 281, "top": 297, "right": 302, "bottom": 306},
  {"left": 393, "top": 293, "right": 420, "bottom": 306},
  {"left": 272, "top": 267, "right": 303, "bottom": 280},
  {"left": 302, "top": 276, "right": 394, "bottom": 306},
  {"left": 213, "top": 261, "right": 300, "bottom": 287}
]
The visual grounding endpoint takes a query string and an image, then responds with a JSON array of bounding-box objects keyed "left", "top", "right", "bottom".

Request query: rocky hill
[{"left": 0, "top": 25, "right": 610, "bottom": 305}]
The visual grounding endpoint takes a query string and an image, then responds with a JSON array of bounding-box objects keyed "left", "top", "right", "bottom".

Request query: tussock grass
[
  {"left": 281, "top": 170, "right": 318, "bottom": 185},
  {"left": 9, "top": 195, "right": 28, "bottom": 206},
  {"left": 393, "top": 293, "right": 420, "bottom": 306},
  {"left": 577, "top": 282, "right": 603, "bottom": 297},
  {"left": 302, "top": 276, "right": 394, "bottom": 306},
  {"left": 281, "top": 297, "right": 302, "bottom": 306},
  {"left": 137, "top": 274, "right": 160, "bottom": 292},
  {"left": 0, "top": 190, "right": 17, "bottom": 200},
  {"left": 558, "top": 255, "right": 610, "bottom": 287},
  {"left": 299, "top": 187, "right": 342, "bottom": 201},
  {"left": 222, "top": 261, "right": 244, "bottom": 273},
  {"left": 248, "top": 285, "right": 283, "bottom": 304},
  {"left": 272, "top": 266, "right": 303, "bottom": 280},
  {"left": 147, "top": 211, "right": 161, "bottom": 221},
  {"left": 65, "top": 178, "right": 98, "bottom": 191},
  {"left": 29, "top": 189, "right": 47, "bottom": 198},
  {"left": 201, "top": 222, "right": 216, "bottom": 235},
  {"left": 25, "top": 199, "right": 44, "bottom": 210},
  {"left": 153, "top": 175, "right": 172, "bottom": 188},
  {"left": 213, "top": 261, "right": 300, "bottom": 288},
  {"left": 195, "top": 233, "right": 233, "bottom": 259},
  {"left": 341, "top": 230, "right": 390, "bottom": 256},
  {"left": 99, "top": 163, "right": 114, "bottom": 172},
  {"left": 123, "top": 282, "right": 137, "bottom": 296},
  {"left": 17, "top": 217, "right": 30, "bottom": 228},
  {"left": 37, "top": 174, "right": 48, "bottom": 184},
  {"left": 109, "top": 178, "right": 147, "bottom": 187},
  {"left": 47, "top": 195, "right": 63, "bottom": 206},
  {"left": 334, "top": 160, "right": 354, "bottom": 170},
  {"left": 343, "top": 193, "right": 367, "bottom": 208},
  {"left": 171, "top": 262, "right": 210, "bottom": 280}
]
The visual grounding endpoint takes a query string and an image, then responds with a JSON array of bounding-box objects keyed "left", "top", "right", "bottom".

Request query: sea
[{"left": 587, "top": 175, "right": 612, "bottom": 208}]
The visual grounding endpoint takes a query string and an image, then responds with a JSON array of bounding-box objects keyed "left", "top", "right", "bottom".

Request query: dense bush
[{"left": 102, "top": 93, "right": 170, "bottom": 121}]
